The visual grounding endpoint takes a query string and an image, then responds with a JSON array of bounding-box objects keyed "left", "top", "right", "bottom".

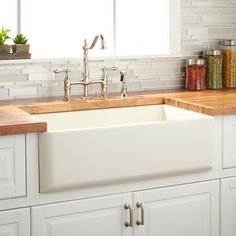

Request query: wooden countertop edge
[
  {"left": 164, "top": 97, "right": 215, "bottom": 116},
  {"left": 0, "top": 122, "right": 47, "bottom": 135},
  {"left": 0, "top": 106, "right": 47, "bottom": 135}
]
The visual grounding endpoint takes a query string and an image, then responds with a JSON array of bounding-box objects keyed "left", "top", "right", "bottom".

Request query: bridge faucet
[
  {"left": 53, "top": 34, "right": 108, "bottom": 100},
  {"left": 82, "top": 34, "right": 106, "bottom": 85},
  {"left": 53, "top": 34, "right": 127, "bottom": 101}
]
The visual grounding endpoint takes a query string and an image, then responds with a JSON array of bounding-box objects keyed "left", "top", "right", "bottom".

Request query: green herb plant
[
  {"left": 0, "top": 27, "right": 11, "bottom": 45},
  {"left": 13, "top": 34, "right": 28, "bottom": 45}
]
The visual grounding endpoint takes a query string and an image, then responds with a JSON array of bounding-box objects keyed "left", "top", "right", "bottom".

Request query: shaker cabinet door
[
  {"left": 133, "top": 180, "right": 219, "bottom": 236},
  {"left": 0, "top": 134, "right": 26, "bottom": 200},
  {"left": 32, "top": 193, "right": 132, "bottom": 236},
  {"left": 221, "top": 177, "right": 236, "bottom": 236},
  {"left": 223, "top": 115, "right": 236, "bottom": 169},
  {"left": 0, "top": 208, "right": 30, "bottom": 236}
]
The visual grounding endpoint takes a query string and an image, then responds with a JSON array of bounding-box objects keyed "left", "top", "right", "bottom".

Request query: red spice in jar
[{"left": 186, "top": 59, "right": 206, "bottom": 91}]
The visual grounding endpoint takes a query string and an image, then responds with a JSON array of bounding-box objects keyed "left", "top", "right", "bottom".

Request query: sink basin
[{"left": 34, "top": 105, "right": 214, "bottom": 192}]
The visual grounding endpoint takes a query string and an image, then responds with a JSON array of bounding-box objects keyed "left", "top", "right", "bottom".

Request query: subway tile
[
  {"left": 23, "top": 65, "right": 50, "bottom": 73},
  {"left": 29, "top": 73, "right": 55, "bottom": 81},
  {"left": 10, "top": 87, "right": 37, "bottom": 97},
  {"left": 0, "top": 74, "right": 28, "bottom": 82}
]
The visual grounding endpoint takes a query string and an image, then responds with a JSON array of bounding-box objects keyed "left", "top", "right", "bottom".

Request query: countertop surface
[
  {"left": 0, "top": 106, "right": 47, "bottom": 135},
  {"left": 0, "top": 89, "right": 236, "bottom": 135}
]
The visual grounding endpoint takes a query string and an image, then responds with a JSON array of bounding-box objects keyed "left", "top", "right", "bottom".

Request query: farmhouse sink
[{"left": 34, "top": 105, "right": 214, "bottom": 193}]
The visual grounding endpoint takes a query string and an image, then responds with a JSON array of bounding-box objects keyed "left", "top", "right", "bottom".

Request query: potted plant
[
  {"left": 0, "top": 27, "right": 11, "bottom": 54},
  {"left": 12, "top": 34, "right": 30, "bottom": 54}
]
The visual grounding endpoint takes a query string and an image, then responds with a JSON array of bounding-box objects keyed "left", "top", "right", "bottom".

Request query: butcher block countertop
[
  {"left": 0, "top": 106, "right": 47, "bottom": 135},
  {"left": 0, "top": 89, "right": 236, "bottom": 135}
]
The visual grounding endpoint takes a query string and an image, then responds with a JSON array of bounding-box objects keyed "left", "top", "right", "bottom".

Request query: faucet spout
[
  {"left": 82, "top": 34, "right": 106, "bottom": 85},
  {"left": 87, "top": 34, "right": 106, "bottom": 50}
]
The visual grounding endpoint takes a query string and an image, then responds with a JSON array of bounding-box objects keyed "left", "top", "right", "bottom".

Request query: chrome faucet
[
  {"left": 54, "top": 34, "right": 111, "bottom": 101},
  {"left": 54, "top": 34, "right": 127, "bottom": 101},
  {"left": 82, "top": 34, "right": 106, "bottom": 86}
]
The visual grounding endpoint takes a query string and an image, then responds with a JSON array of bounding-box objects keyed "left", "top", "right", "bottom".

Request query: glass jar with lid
[
  {"left": 219, "top": 40, "right": 236, "bottom": 88},
  {"left": 204, "top": 50, "right": 223, "bottom": 89},
  {"left": 186, "top": 59, "right": 206, "bottom": 91}
]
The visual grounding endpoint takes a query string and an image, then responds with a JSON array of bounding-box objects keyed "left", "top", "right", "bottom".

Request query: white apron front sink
[{"left": 34, "top": 105, "right": 214, "bottom": 193}]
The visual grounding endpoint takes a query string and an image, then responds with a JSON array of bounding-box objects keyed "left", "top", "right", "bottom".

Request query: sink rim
[{"left": 34, "top": 104, "right": 212, "bottom": 133}]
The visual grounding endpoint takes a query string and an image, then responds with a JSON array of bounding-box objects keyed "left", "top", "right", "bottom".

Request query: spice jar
[
  {"left": 204, "top": 50, "right": 223, "bottom": 89},
  {"left": 220, "top": 40, "right": 236, "bottom": 88},
  {"left": 186, "top": 59, "right": 206, "bottom": 90}
]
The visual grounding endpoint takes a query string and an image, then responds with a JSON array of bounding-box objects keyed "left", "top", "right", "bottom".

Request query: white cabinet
[
  {"left": 0, "top": 134, "right": 26, "bottom": 200},
  {"left": 223, "top": 115, "right": 236, "bottom": 169},
  {"left": 0, "top": 208, "right": 30, "bottom": 236},
  {"left": 133, "top": 180, "right": 219, "bottom": 236},
  {"left": 221, "top": 177, "right": 236, "bottom": 236},
  {"left": 32, "top": 181, "right": 219, "bottom": 236},
  {"left": 32, "top": 193, "right": 132, "bottom": 236}
]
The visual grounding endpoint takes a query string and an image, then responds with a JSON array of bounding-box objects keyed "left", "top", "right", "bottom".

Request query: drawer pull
[
  {"left": 124, "top": 203, "right": 133, "bottom": 227},
  {"left": 136, "top": 202, "right": 144, "bottom": 226}
]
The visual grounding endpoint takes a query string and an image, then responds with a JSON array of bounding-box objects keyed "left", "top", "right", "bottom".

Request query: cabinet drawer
[
  {"left": 0, "top": 134, "right": 26, "bottom": 200},
  {"left": 0, "top": 208, "right": 30, "bottom": 236},
  {"left": 223, "top": 115, "right": 236, "bottom": 169}
]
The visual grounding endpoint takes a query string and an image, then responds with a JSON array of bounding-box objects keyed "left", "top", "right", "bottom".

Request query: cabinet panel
[
  {"left": 133, "top": 181, "right": 219, "bottom": 236},
  {"left": 32, "top": 193, "right": 132, "bottom": 236},
  {"left": 223, "top": 115, "right": 236, "bottom": 168},
  {"left": 0, "top": 135, "right": 26, "bottom": 200},
  {"left": 221, "top": 177, "right": 236, "bottom": 236},
  {"left": 0, "top": 208, "right": 30, "bottom": 236}
]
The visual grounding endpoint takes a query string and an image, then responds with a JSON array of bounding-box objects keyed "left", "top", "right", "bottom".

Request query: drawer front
[
  {"left": 0, "top": 134, "right": 26, "bottom": 200},
  {"left": 223, "top": 115, "right": 236, "bottom": 169},
  {"left": 0, "top": 208, "right": 30, "bottom": 236}
]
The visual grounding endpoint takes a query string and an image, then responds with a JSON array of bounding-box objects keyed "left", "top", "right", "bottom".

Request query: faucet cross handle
[
  {"left": 53, "top": 69, "right": 71, "bottom": 79},
  {"left": 100, "top": 66, "right": 118, "bottom": 81},
  {"left": 100, "top": 66, "right": 118, "bottom": 73}
]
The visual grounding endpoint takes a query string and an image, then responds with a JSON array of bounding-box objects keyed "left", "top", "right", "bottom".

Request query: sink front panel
[{"left": 38, "top": 117, "right": 214, "bottom": 193}]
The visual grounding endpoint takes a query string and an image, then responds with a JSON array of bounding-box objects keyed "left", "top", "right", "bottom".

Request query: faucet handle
[
  {"left": 53, "top": 69, "right": 71, "bottom": 101},
  {"left": 100, "top": 66, "right": 118, "bottom": 73},
  {"left": 53, "top": 69, "right": 71, "bottom": 79}
]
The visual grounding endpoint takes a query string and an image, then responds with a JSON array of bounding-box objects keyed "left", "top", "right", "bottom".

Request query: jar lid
[
  {"left": 220, "top": 40, "right": 236, "bottom": 46},
  {"left": 204, "top": 50, "right": 222, "bottom": 56},
  {"left": 196, "top": 59, "right": 205, "bottom": 65},
  {"left": 187, "top": 59, "right": 205, "bottom": 66}
]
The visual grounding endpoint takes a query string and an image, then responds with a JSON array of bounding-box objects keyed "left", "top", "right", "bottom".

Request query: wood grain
[
  {"left": 164, "top": 89, "right": 236, "bottom": 116},
  {"left": 0, "top": 106, "right": 47, "bottom": 135}
]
